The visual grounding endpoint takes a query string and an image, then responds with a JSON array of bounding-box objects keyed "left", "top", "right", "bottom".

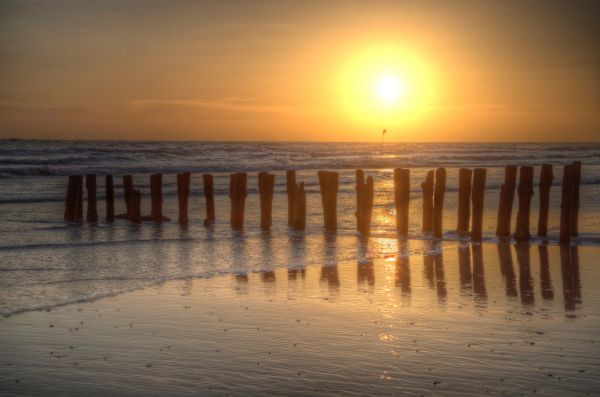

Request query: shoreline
[{"left": 2, "top": 242, "right": 599, "bottom": 395}]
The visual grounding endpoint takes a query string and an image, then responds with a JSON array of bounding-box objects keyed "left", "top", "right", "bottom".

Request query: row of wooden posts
[{"left": 64, "top": 162, "right": 582, "bottom": 245}]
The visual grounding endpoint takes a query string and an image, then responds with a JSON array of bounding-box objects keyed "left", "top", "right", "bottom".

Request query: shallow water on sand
[
  {"left": 1, "top": 243, "right": 598, "bottom": 396},
  {"left": 1, "top": 165, "right": 600, "bottom": 317}
]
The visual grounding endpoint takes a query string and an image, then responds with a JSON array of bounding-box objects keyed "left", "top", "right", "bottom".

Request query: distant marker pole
[{"left": 380, "top": 129, "right": 387, "bottom": 155}]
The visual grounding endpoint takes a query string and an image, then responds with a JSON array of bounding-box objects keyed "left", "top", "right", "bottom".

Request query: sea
[{"left": 1, "top": 140, "right": 599, "bottom": 317}]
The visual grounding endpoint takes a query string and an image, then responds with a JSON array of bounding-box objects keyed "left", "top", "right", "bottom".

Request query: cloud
[{"left": 128, "top": 98, "right": 290, "bottom": 113}]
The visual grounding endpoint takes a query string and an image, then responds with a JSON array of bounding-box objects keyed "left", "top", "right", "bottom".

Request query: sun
[
  {"left": 336, "top": 44, "right": 436, "bottom": 128},
  {"left": 375, "top": 75, "right": 405, "bottom": 103}
]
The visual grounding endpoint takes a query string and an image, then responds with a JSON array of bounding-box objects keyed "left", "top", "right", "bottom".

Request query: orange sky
[{"left": 1, "top": 0, "right": 599, "bottom": 141}]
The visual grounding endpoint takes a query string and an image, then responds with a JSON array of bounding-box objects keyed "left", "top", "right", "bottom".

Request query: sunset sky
[{"left": 1, "top": 0, "right": 599, "bottom": 142}]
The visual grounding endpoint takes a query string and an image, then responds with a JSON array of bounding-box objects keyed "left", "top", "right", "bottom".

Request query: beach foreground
[{"left": 1, "top": 242, "right": 598, "bottom": 396}]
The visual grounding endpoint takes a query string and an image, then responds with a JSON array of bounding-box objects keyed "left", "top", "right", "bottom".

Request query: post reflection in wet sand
[
  {"left": 458, "top": 243, "right": 472, "bottom": 293},
  {"left": 497, "top": 242, "right": 518, "bottom": 298},
  {"left": 471, "top": 243, "right": 487, "bottom": 305},
  {"left": 538, "top": 244, "right": 554, "bottom": 301},
  {"left": 434, "top": 250, "right": 446, "bottom": 300},
  {"left": 357, "top": 236, "right": 375, "bottom": 290},
  {"left": 320, "top": 234, "right": 340, "bottom": 296},
  {"left": 516, "top": 243, "right": 534, "bottom": 307},
  {"left": 561, "top": 245, "right": 582, "bottom": 312},
  {"left": 395, "top": 242, "right": 410, "bottom": 294}
]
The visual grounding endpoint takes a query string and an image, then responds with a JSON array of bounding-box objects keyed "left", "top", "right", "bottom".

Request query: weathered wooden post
[
  {"left": 286, "top": 170, "right": 296, "bottom": 227},
  {"left": 74, "top": 175, "right": 83, "bottom": 221},
  {"left": 131, "top": 189, "right": 142, "bottom": 224},
  {"left": 433, "top": 168, "right": 446, "bottom": 238},
  {"left": 570, "top": 161, "right": 581, "bottom": 237},
  {"left": 456, "top": 168, "right": 472, "bottom": 235},
  {"left": 203, "top": 174, "right": 215, "bottom": 226},
  {"left": 64, "top": 176, "right": 74, "bottom": 221},
  {"left": 64, "top": 176, "right": 74, "bottom": 222},
  {"left": 496, "top": 165, "right": 517, "bottom": 238},
  {"left": 318, "top": 170, "right": 339, "bottom": 232},
  {"left": 85, "top": 174, "right": 98, "bottom": 223},
  {"left": 258, "top": 172, "right": 275, "bottom": 231},
  {"left": 560, "top": 164, "right": 574, "bottom": 245},
  {"left": 394, "top": 168, "right": 410, "bottom": 236},
  {"left": 421, "top": 170, "right": 434, "bottom": 233},
  {"left": 149, "top": 173, "right": 167, "bottom": 223},
  {"left": 471, "top": 168, "right": 486, "bottom": 242},
  {"left": 229, "top": 172, "right": 247, "bottom": 231},
  {"left": 121, "top": 175, "right": 134, "bottom": 219},
  {"left": 105, "top": 175, "right": 115, "bottom": 223},
  {"left": 292, "top": 181, "right": 306, "bottom": 231},
  {"left": 515, "top": 166, "right": 534, "bottom": 242},
  {"left": 537, "top": 164, "right": 553, "bottom": 237},
  {"left": 177, "top": 172, "right": 191, "bottom": 225},
  {"left": 355, "top": 170, "right": 374, "bottom": 236}
]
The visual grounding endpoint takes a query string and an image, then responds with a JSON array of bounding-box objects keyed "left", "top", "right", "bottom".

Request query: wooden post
[
  {"left": 537, "top": 164, "right": 553, "bottom": 237},
  {"left": 433, "top": 168, "right": 446, "bottom": 238},
  {"left": 85, "top": 174, "right": 98, "bottom": 223},
  {"left": 64, "top": 176, "right": 74, "bottom": 222},
  {"left": 149, "top": 173, "right": 167, "bottom": 223},
  {"left": 74, "top": 175, "right": 83, "bottom": 221},
  {"left": 421, "top": 170, "right": 434, "bottom": 233},
  {"left": 258, "top": 172, "right": 275, "bottom": 231},
  {"left": 456, "top": 168, "right": 473, "bottom": 234},
  {"left": 570, "top": 161, "right": 581, "bottom": 237},
  {"left": 355, "top": 170, "right": 374, "bottom": 236},
  {"left": 122, "top": 175, "right": 134, "bottom": 219},
  {"left": 203, "top": 174, "right": 215, "bottom": 226},
  {"left": 560, "top": 164, "right": 573, "bottom": 245},
  {"left": 177, "top": 172, "right": 191, "bottom": 225},
  {"left": 318, "top": 171, "right": 339, "bottom": 232},
  {"left": 131, "top": 189, "right": 142, "bottom": 224},
  {"left": 229, "top": 172, "right": 247, "bottom": 231},
  {"left": 286, "top": 170, "right": 296, "bottom": 227},
  {"left": 292, "top": 181, "right": 306, "bottom": 231},
  {"left": 496, "top": 165, "right": 517, "bottom": 238},
  {"left": 105, "top": 175, "right": 114, "bottom": 223},
  {"left": 470, "top": 168, "right": 486, "bottom": 242},
  {"left": 515, "top": 166, "right": 534, "bottom": 242},
  {"left": 394, "top": 168, "right": 410, "bottom": 235}
]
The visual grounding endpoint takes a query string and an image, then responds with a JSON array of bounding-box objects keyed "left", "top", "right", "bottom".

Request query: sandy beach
[{"left": 2, "top": 242, "right": 598, "bottom": 396}]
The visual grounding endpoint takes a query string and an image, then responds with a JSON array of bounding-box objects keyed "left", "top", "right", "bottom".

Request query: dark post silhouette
[
  {"left": 433, "top": 168, "right": 446, "bottom": 238},
  {"left": 496, "top": 165, "right": 517, "bottom": 238},
  {"left": 456, "top": 168, "right": 472, "bottom": 235},
  {"left": 537, "top": 164, "right": 553, "bottom": 237},
  {"left": 64, "top": 175, "right": 82, "bottom": 222},
  {"left": 421, "top": 170, "right": 434, "bottom": 233},
  {"left": 229, "top": 172, "right": 247, "bottom": 231},
  {"left": 105, "top": 175, "right": 114, "bottom": 223},
  {"left": 149, "top": 173, "right": 167, "bottom": 223},
  {"left": 258, "top": 172, "right": 275, "bottom": 231},
  {"left": 203, "top": 174, "right": 215, "bottom": 226},
  {"left": 318, "top": 170, "right": 339, "bottom": 232},
  {"left": 560, "top": 164, "right": 574, "bottom": 245},
  {"left": 570, "top": 161, "right": 581, "bottom": 236},
  {"left": 355, "top": 169, "right": 374, "bottom": 236},
  {"left": 470, "top": 168, "right": 486, "bottom": 242},
  {"left": 515, "top": 166, "right": 534, "bottom": 242},
  {"left": 177, "top": 172, "right": 191, "bottom": 225},
  {"left": 72, "top": 175, "right": 83, "bottom": 222},
  {"left": 131, "top": 189, "right": 142, "bottom": 224},
  {"left": 286, "top": 170, "right": 296, "bottom": 227},
  {"left": 119, "top": 175, "right": 134, "bottom": 220},
  {"left": 292, "top": 181, "right": 306, "bottom": 231},
  {"left": 394, "top": 168, "right": 410, "bottom": 235},
  {"left": 85, "top": 174, "right": 97, "bottom": 223}
]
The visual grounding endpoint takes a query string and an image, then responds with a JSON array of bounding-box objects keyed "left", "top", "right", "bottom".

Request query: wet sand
[{"left": 1, "top": 242, "right": 599, "bottom": 396}]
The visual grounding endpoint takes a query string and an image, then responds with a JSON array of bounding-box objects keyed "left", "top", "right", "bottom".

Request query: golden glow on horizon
[{"left": 336, "top": 45, "right": 437, "bottom": 131}]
